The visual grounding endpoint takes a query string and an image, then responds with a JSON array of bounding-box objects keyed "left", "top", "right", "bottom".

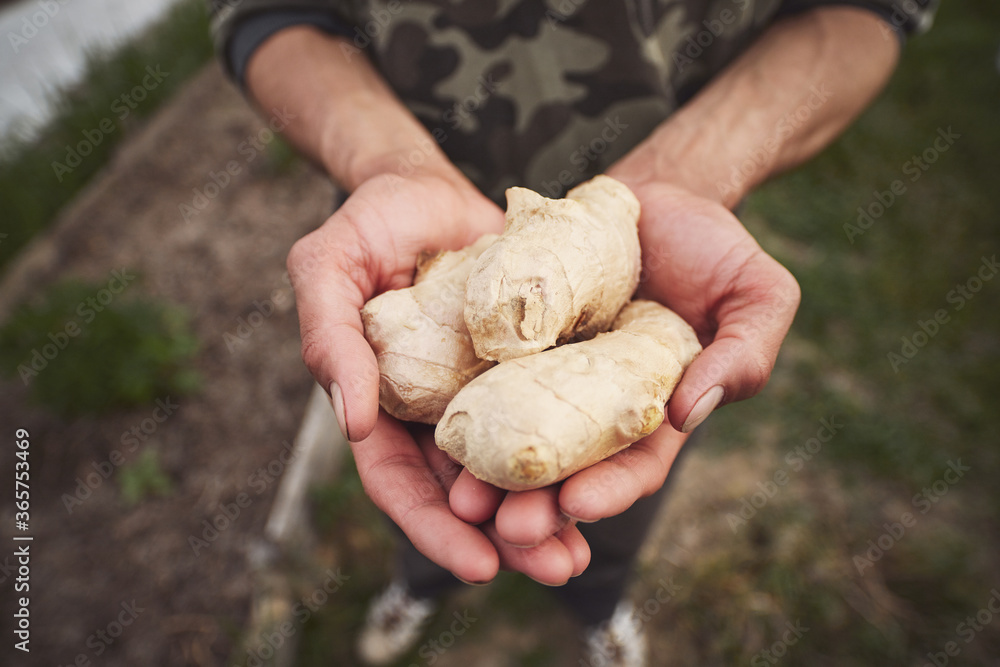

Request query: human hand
[
  {"left": 288, "top": 172, "right": 502, "bottom": 442},
  {"left": 621, "top": 179, "right": 801, "bottom": 433},
  {"left": 287, "top": 172, "right": 591, "bottom": 584},
  {"left": 450, "top": 178, "right": 799, "bottom": 540}
]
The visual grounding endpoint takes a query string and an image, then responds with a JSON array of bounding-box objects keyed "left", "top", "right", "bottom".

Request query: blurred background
[{"left": 0, "top": 0, "right": 998, "bottom": 665}]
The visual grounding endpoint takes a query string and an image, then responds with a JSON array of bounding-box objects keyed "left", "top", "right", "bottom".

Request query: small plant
[
  {"left": 118, "top": 449, "right": 173, "bottom": 506},
  {"left": 0, "top": 278, "right": 201, "bottom": 415},
  {"left": 263, "top": 135, "right": 301, "bottom": 175}
]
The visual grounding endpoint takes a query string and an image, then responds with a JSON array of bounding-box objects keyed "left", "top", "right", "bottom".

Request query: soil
[{"left": 0, "top": 63, "right": 336, "bottom": 666}]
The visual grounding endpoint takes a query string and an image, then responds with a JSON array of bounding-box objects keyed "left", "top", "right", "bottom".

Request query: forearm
[
  {"left": 244, "top": 26, "right": 461, "bottom": 191},
  {"left": 611, "top": 6, "right": 899, "bottom": 208}
]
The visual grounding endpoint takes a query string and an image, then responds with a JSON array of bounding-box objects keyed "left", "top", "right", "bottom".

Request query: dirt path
[{"left": 0, "top": 63, "right": 335, "bottom": 666}]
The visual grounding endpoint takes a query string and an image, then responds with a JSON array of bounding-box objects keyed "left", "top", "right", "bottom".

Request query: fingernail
[
  {"left": 681, "top": 385, "right": 724, "bottom": 433},
  {"left": 456, "top": 576, "right": 491, "bottom": 586},
  {"left": 329, "top": 381, "right": 349, "bottom": 441},
  {"left": 526, "top": 575, "right": 568, "bottom": 588},
  {"left": 562, "top": 512, "right": 598, "bottom": 525}
]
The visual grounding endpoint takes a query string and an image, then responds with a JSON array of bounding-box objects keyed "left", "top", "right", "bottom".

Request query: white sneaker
[
  {"left": 581, "top": 600, "right": 648, "bottom": 667},
  {"left": 356, "top": 581, "right": 437, "bottom": 665}
]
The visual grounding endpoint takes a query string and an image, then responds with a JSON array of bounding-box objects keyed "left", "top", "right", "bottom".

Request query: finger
[
  {"left": 413, "top": 425, "right": 465, "bottom": 493},
  {"left": 450, "top": 468, "right": 507, "bottom": 525},
  {"left": 560, "top": 426, "right": 687, "bottom": 523},
  {"left": 482, "top": 521, "right": 577, "bottom": 586},
  {"left": 667, "top": 264, "right": 800, "bottom": 433},
  {"left": 289, "top": 177, "right": 505, "bottom": 443},
  {"left": 555, "top": 522, "right": 592, "bottom": 577},
  {"left": 495, "top": 485, "right": 570, "bottom": 547},
  {"left": 288, "top": 223, "right": 382, "bottom": 443},
  {"left": 351, "top": 415, "right": 500, "bottom": 584},
  {"left": 624, "top": 183, "right": 800, "bottom": 433}
]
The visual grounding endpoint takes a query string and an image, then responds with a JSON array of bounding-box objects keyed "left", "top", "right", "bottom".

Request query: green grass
[
  {"left": 0, "top": 0, "right": 213, "bottom": 270},
  {"left": 717, "top": 0, "right": 1000, "bottom": 492},
  {"left": 699, "top": 0, "right": 1000, "bottom": 663},
  {"left": 0, "top": 278, "right": 202, "bottom": 415},
  {"left": 118, "top": 448, "right": 174, "bottom": 506}
]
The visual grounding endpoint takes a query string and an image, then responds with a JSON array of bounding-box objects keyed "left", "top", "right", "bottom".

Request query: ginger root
[
  {"left": 435, "top": 300, "right": 702, "bottom": 491},
  {"left": 464, "top": 175, "right": 641, "bottom": 362},
  {"left": 361, "top": 234, "right": 498, "bottom": 424}
]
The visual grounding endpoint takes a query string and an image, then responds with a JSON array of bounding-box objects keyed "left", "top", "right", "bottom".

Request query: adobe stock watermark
[
  {"left": 0, "top": 555, "right": 18, "bottom": 585},
  {"left": 61, "top": 397, "right": 180, "bottom": 513},
  {"left": 397, "top": 450, "right": 465, "bottom": 514},
  {"left": 441, "top": 73, "right": 502, "bottom": 131},
  {"left": 50, "top": 66, "right": 170, "bottom": 182},
  {"left": 564, "top": 376, "right": 804, "bottom": 520},
  {"left": 717, "top": 82, "right": 832, "bottom": 200},
  {"left": 223, "top": 286, "right": 293, "bottom": 353},
  {"left": 844, "top": 126, "right": 960, "bottom": 243},
  {"left": 876, "top": 0, "right": 932, "bottom": 41},
  {"left": 7, "top": 0, "right": 70, "bottom": 53},
  {"left": 697, "top": 284, "right": 800, "bottom": 389},
  {"left": 389, "top": 74, "right": 503, "bottom": 186},
  {"left": 887, "top": 254, "right": 997, "bottom": 372},
  {"left": 236, "top": 567, "right": 350, "bottom": 667},
  {"left": 188, "top": 438, "right": 298, "bottom": 556},
  {"left": 543, "top": 0, "right": 585, "bottom": 28},
  {"left": 670, "top": 0, "right": 753, "bottom": 73},
  {"left": 178, "top": 107, "right": 295, "bottom": 222},
  {"left": 538, "top": 115, "right": 630, "bottom": 199},
  {"left": 630, "top": 577, "right": 682, "bottom": 628},
  {"left": 338, "top": 0, "right": 409, "bottom": 61},
  {"left": 579, "top": 582, "right": 682, "bottom": 667},
  {"left": 922, "top": 588, "right": 1000, "bottom": 667},
  {"left": 726, "top": 416, "right": 844, "bottom": 531},
  {"left": 853, "top": 459, "right": 970, "bottom": 575},
  {"left": 637, "top": 243, "right": 675, "bottom": 287},
  {"left": 56, "top": 599, "right": 145, "bottom": 666},
  {"left": 15, "top": 268, "right": 136, "bottom": 385},
  {"left": 749, "top": 620, "right": 809, "bottom": 666},
  {"left": 208, "top": 0, "right": 245, "bottom": 9},
  {"left": 405, "top": 610, "right": 477, "bottom": 667}
]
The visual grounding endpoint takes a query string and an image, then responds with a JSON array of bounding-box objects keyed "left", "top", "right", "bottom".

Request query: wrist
[
  {"left": 608, "top": 112, "right": 755, "bottom": 210},
  {"left": 337, "top": 145, "right": 466, "bottom": 193},
  {"left": 248, "top": 28, "right": 466, "bottom": 194},
  {"left": 316, "top": 105, "right": 466, "bottom": 193}
]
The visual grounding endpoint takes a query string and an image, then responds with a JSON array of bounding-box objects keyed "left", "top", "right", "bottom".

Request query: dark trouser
[{"left": 393, "top": 434, "right": 694, "bottom": 627}]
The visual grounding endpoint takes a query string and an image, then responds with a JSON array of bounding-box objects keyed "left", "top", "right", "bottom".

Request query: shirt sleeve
[
  {"left": 776, "top": 0, "right": 939, "bottom": 43},
  {"left": 209, "top": 0, "right": 356, "bottom": 87}
]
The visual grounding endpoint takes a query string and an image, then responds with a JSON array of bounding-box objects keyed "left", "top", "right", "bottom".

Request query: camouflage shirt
[{"left": 212, "top": 0, "right": 937, "bottom": 204}]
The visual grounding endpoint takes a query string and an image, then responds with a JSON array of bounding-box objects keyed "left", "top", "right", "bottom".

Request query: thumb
[
  {"left": 667, "top": 282, "right": 800, "bottom": 433},
  {"left": 287, "top": 231, "right": 381, "bottom": 443}
]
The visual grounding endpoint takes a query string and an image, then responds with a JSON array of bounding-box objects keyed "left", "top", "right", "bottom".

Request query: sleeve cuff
[
  {"left": 775, "top": 0, "right": 939, "bottom": 46},
  {"left": 225, "top": 10, "right": 355, "bottom": 88}
]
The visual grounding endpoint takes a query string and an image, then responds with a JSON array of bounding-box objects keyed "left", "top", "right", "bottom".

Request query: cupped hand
[
  {"left": 287, "top": 171, "right": 589, "bottom": 584},
  {"left": 350, "top": 418, "right": 590, "bottom": 584},
  {"left": 287, "top": 171, "right": 502, "bottom": 443},
  {"left": 452, "top": 178, "right": 800, "bottom": 542},
  {"left": 621, "top": 179, "right": 801, "bottom": 434}
]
